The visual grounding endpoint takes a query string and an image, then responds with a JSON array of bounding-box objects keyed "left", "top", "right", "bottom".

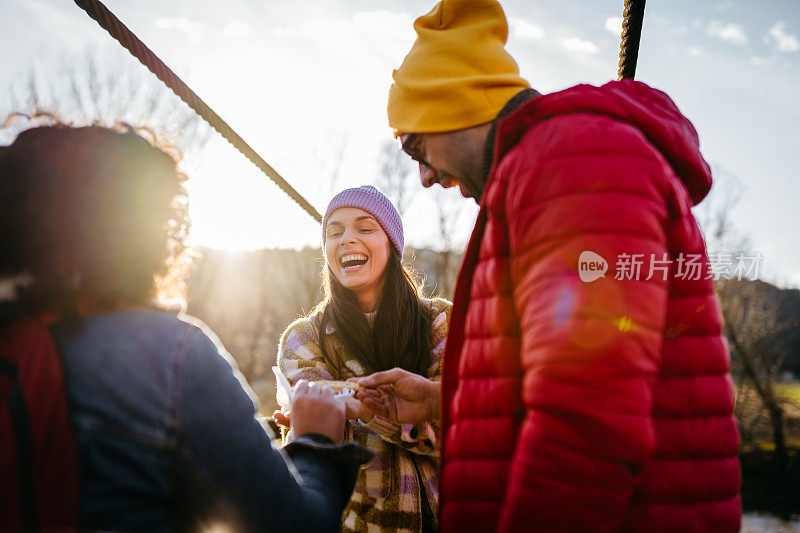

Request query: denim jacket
[{"left": 51, "top": 310, "right": 370, "bottom": 532}]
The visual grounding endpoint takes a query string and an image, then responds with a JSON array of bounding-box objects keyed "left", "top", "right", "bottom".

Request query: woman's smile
[{"left": 339, "top": 252, "right": 369, "bottom": 273}]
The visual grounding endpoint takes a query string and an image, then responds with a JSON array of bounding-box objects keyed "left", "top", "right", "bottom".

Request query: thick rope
[
  {"left": 617, "top": 0, "right": 646, "bottom": 80},
  {"left": 73, "top": 0, "right": 322, "bottom": 222}
]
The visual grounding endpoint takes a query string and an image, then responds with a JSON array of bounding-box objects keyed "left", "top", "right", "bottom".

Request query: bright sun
[{"left": 185, "top": 145, "right": 321, "bottom": 251}]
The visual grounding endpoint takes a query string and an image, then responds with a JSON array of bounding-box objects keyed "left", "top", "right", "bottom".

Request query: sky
[{"left": 0, "top": 0, "right": 798, "bottom": 287}]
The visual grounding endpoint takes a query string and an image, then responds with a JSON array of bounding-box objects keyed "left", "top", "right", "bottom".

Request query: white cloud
[
  {"left": 274, "top": 26, "right": 297, "bottom": 38},
  {"left": 707, "top": 21, "right": 747, "bottom": 44},
  {"left": 765, "top": 22, "right": 799, "bottom": 53},
  {"left": 156, "top": 17, "right": 202, "bottom": 33},
  {"left": 604, "top": 17, "right": 622, "bottom": 36},
  {"left": 155, "top": 17, "right": 204, "bottom": 42},
  {"left": 560, "top": 37, "right": 600, "bottom": 55},
  {"left": 688, "top": 46, "right": 705, "bottom": 56},
  {"left": 750, "top": 56, "right": 771, "bottom": 66},
  {"left": 223, "top": 21, "right": 252, "bottom": 39},
  {"left": 509, "top": 18, "right": 545, "bottom": 40},
  {"left": 790, "top": 269, "right": 800, "bottom": 289},
  {"left": 156, "top": 18, "right": 175, "bottom": 30}
]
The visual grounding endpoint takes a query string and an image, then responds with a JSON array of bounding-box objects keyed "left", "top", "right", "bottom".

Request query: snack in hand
[
  {"left": 311, "top": 380, "right": 362, "bottom": 398},
  {"left": 272, "top": 366, "right": 292, "bottom": 411}
]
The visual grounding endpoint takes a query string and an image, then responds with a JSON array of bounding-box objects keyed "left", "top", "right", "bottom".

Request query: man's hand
[
  {"left": 351, "top": 368, "right": 440, "bottom": 425},
  {"left": 276, "top": 388, "right": 376, "bottom": 427},
  {"left": 345, "top": 398, "right": 375, "bottom": 422},
  {"left": 272, "top": 410, "right": 291, "bottom": 428},
  {"left": 290, "top": 380, "right": 346, "bottom": 443}
]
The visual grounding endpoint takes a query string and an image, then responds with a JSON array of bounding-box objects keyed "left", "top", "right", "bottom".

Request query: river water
[{"left": 742, "top": 513, "right": 800, "bottom": 532}]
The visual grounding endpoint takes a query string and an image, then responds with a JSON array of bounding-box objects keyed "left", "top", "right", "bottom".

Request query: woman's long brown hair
[{"left": 318, "top": 248, "right": 432, "bottom": 378}]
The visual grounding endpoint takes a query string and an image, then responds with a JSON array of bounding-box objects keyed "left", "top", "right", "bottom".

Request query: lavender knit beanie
[{"left": 322, "top": 185, "right": 404, "bottom": 258}]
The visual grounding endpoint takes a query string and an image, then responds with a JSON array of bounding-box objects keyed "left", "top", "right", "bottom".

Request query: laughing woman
[{"left": 275, "top": 186, "right": 451, "bottom": 533}]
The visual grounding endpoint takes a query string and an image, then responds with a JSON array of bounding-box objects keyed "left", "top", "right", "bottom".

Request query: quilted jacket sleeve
[{"left": 498, "top": 116, "right": 673, "bottom": 532}]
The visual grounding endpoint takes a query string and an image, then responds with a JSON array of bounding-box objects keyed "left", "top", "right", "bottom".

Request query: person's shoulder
[
  {"left": 176, "top": 312, "right": 228, "bottom": 351},
  {"left": 423, "top": 297, "right": 451, "bottom": 366},
  {"left": 426, "top": 296, "right": 452, "bottom": 316},
  {"left": 513, "top": 90, "right": 651, "bottom": 161},
  {"left": 176, "top": 311, "right": 215, "bottom": 335},
  {"left": 281, "top": 311, "right": 321, "bottom": 339},
  {"left": 82, "top": 309, "right": 207, "bottom": 343},
  {"left": 278, "top": 311, "right": 323, "bottom": 354},
  {"left": 67, "top": 309, "right": 234, "bottom": 380},
  {"left": 174, "top": 313, "right": 257, "bottom": 407},
  {"left": 420, "top": 296, "right": 452, "bottom": 328}
]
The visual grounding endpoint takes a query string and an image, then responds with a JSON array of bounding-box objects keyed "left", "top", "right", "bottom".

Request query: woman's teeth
[{"left": 340, "top": 253, "right": 368, "bottom": 270}]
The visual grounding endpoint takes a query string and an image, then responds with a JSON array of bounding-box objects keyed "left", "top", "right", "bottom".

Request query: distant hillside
[{"left": 724, "top": 279, "right": 800, "bottom": 377}]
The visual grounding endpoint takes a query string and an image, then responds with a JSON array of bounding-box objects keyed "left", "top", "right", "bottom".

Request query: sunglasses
[{"left": 399, "top": 134, "right": 432, "bottom": 169}]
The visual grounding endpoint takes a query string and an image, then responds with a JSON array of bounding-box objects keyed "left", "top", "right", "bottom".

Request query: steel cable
[{"left": 73, "top": 0, "right": 322, "bottom": 222}]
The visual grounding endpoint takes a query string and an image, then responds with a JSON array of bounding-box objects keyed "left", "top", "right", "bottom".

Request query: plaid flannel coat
[{"left": 277, "top": 297, "right": 451, "bottom": 533}]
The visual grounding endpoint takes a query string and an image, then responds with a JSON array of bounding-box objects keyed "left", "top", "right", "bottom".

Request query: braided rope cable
[
  {"left": 73, "top": 0, "right": 322, "bottom": 222},
  {"left": 617, "top": 0, "right": 646, "bottom": 80}
]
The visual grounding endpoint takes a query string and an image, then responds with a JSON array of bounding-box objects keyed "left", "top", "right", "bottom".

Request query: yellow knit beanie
[{"left": 387, "top": 0, "right": 530, "bottom": 135}]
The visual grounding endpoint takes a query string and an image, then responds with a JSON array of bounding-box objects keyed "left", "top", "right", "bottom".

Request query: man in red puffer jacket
[{"left": 355, "top": 0, "right": 742, "bottom": 531}]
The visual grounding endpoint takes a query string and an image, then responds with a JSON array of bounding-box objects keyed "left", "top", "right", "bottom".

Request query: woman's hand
[
  {"left": 290, "top": 380, "right": 346, "bottom": 443},
  {"left": 344, "top": 397, "right": 375, "bottom": 422},
  {"left": 351, "top": 368, "right": 440, "bottom": 425}
]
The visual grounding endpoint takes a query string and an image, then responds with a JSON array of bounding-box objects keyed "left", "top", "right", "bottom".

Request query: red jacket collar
[{"left": 483, "top": 80, "right": 713, "bottom": 207}]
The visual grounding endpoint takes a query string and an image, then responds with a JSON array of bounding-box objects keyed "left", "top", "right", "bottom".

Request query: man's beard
[{"left": 449, "top": 145, "right": 488, "bottom": 201}]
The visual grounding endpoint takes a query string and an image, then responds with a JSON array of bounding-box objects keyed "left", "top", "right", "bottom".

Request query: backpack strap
[
  {"left": 0, "top": 317, "right": 78, "bottom": 531},
  {"left": 0, "top": 354, "right": 38, "bottom": 532}
]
